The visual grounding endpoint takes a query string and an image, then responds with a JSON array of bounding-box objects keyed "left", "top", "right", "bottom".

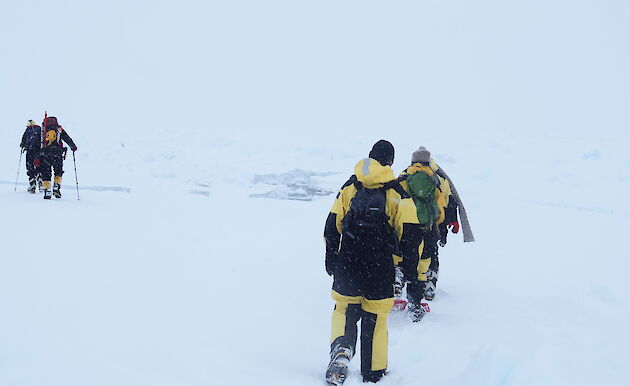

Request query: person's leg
[
  {"left": 330, "top": 291, "right": 362, "bottom": 358},
  {"left": 360, "top": 256, "right": 394, "bottom": 382},
  {"left": 40, "top": 153, "right": 53, "bottom": 199},
  {"left": 327, "top": 253, "right": 362, "bottom": 384},
  {"left": 25, "top": 151, "right": 36, "bottom": 192},
  {"left": 360, "top": 298, "right": 394, "bottom": 382},
  {"left": 423, "top": 231, "right": 440, "bottom": 300},
  {"left": 52, "top": 155, "right": 64, "bottom": 198}
]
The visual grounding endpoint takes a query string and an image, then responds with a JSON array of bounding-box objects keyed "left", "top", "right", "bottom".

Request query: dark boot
[
  {"left": 43, "top": 181, "right": 52, "bottom": 199},
  {"left": 28, "top": 177, "right": 36, "bottom": 194},
  {"left": 362, "top": 369, "right": 387, "bottom": 383},
  {"left": 407, "top": 302, "right": 426, "bottom": 322},
  {"left": 53, "top": 182, "right": 61, "bottom": 198},
  {"left": 424, "top": 269, "right": 438, "bottom": 300}
]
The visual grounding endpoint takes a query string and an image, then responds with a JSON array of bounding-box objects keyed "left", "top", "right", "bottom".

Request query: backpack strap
[
  {"left": 342, "top": 175, "right": 410, "bottom": 198},
  {"left": 341, "top": 175, "right": 364, "bottom": 191},
  {"left": 336, "top": 175, "right": 359, "bottom": 198},
  {"left": 381, "top": 176, "right": 410, "bottom": 199}
]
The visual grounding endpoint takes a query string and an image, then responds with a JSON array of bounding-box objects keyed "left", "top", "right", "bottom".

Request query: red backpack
[{"left": 42, "top": 116, "right": 63, "bottom": 147}]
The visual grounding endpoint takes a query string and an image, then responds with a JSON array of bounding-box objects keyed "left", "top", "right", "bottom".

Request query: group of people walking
[
  {"left": 19, "top": 114, "right": 78, "bottom": 199},
  {"left": 323, "top": 139, "right": 473, "bottom": 385}
]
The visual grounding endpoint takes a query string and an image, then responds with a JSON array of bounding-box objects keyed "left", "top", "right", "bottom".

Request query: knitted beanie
[
  {"left": 411, "top": 146, "right": 431, "bottom": 163},
  {"left": 369, "top": 140, "right": 395, "bottom": 166}
]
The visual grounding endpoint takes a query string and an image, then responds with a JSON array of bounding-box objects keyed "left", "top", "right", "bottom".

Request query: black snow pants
[
  {"left": 25, "top": 149, "right": 41, "bottom": 179},
  {"left": 406, "top": 228, "right": 440, "bottom": 303},
  {"left": 330, "top": 249, "right": 394, "bottom": 381},
  {"left": 40, "top": 149, "right": 64, "bottom": 181}
]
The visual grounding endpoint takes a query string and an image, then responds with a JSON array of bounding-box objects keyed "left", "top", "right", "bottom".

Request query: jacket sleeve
[
  {"left": 323, "top": 180, "right": 356, "bottom": 275},
  {"left": 389, "top": 189, "right": 422, "bottom": 281},
  {"left": 20, "top": 130, "right": 27, "bottom": 147},
  {"left": 324, "top": 212, "right": 341, "bottom": 255},
  {"left": 445, "top": 195, "right": 458, "bottom": 223},
  {"left": 324, "top": 180, "right": 354, "bottom": 253},
  {"left": 61, "top": 130, "right": 77, "bottom": 150}
]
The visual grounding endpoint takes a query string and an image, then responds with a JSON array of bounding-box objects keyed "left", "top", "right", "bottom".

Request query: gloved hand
[
  {"left": 447, "top": 221, "right": 460, "bottom": 234},
  {"left": 33, "top": 158, "right": 41, "bottom": 167},
  {"left": 71, "top": 146, "right": 78, "bottom": 152},
  {"left": 325, "top": 251, "right": 338, "bottom": 276}
]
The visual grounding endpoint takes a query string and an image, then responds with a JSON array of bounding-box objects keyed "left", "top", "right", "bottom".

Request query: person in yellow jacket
[
  {"left": 395, "top": 146, "right": 451, "bottom": 306},
  {"left": 323, "top": 140, "right": 422, "bottom": 384},
  {"left": 397, "top": 146, "right": 474, "bottom": 303}
]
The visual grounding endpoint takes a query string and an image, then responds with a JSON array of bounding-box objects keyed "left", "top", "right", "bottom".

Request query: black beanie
[{"left": 369, "top": 140, "right": 395, "bottom": 166}]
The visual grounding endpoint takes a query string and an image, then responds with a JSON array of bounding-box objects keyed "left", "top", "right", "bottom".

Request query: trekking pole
[
  {"left": 72, "top": 151, "right": 80, "bottom": 200},
  {"left": 14, "top": 149, "right": 23, "bottom": 191}
]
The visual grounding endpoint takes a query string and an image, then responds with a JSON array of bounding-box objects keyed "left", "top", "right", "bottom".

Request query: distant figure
[
  {"left": 40, "top": 115, "right": 77, "bottom": 199},
  {"left": 323, "top": 140, "right": 422, "bottom": 385},
  {"left": 20, "top": 120, "right": 42, "bottom": 193}
]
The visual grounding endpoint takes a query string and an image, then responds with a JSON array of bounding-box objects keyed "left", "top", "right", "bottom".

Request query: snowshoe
[
  {"left": 43, "top": 189, "right": 52, "bottom": 200},
  {"left": 393, "top": 298, "right": 408, "bottom": 311},
  {"left": 326, "top": 346, "right": 352, "bottom": 385}
]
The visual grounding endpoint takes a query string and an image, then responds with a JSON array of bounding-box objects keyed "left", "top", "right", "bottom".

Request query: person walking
[
  {"left": 19, "top": 120, "right": 43, "bottom": 193},
  {"left": 323, "top": 140, "right": 422, "bottom": 384},
  {"left": 40, "top": 115, "right": 77, "bottom": 199}
]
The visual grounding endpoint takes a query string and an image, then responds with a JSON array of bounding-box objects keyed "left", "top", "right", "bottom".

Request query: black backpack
[
  {"left": 341, "top": 177, "right": 404, "bottom": 255},
  {"left": 24, "top": 126, "right": 41, "bottom": 149}
]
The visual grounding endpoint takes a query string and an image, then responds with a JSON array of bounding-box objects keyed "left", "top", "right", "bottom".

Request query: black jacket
[{"left": 41, "top": 125, "right": 77, "bottom": 154}]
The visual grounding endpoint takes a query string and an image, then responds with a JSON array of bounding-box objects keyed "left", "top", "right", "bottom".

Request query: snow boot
[
  {"left": 326, "top": 345, "right": 352, "bottom": 385},
  {"left": 28, "top": 177, "right": 36, "bottom": 194},
  {"left": 362, "top": 369, "right": 387, "bottom": 383},
  {"left": 53, "top": 183, "right": 61, "bottom": 198},
  {"left": 424, "top": 269, "right": 438, "bottom": 301},
  {"left": 393, "top": 266, "right": 405, "bottom": 298},
  {"left": 37, "top": 175, "right": 43, "bottom": 192},
  {"left": 43, "top": 181, "right": 52, "bottom": 200},
  {"left": 424, "top": 281, "right": 436, "bottom": 301},
  {"left": 408, "top": 302, "right": 426, "bottom": 322}
]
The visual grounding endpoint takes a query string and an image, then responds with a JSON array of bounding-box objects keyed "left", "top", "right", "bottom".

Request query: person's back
[
  {"left": 323, "top": 140, "right": 422, "bottom": 385},
  {"left": 398, "top": 146, "right": 473, "bottom": 302},
  {"left": 397, "top": 147, "right": 447, "bottom": 304},
  {"left": 39, "top": 115, "right": 77, "bottom": 199},
  {"left": 19, "top": 120, "right": 42, "bottom": 193}
]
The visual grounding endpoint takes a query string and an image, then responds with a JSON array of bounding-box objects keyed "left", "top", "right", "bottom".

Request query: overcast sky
[{"left": 1, "top": 0, "right": 628, "bottom": 139}]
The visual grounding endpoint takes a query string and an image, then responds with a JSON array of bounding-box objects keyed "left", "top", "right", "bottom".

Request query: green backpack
[{"left": 406, "top": 171, "right": 440, "bottom": 228}]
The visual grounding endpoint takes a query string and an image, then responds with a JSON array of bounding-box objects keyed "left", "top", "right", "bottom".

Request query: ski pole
[
  {"left": 14, "top": 149, "right": 23, "bottom": 191},
  {"left": 72, "top": 151, "right": 80, "bottom": 200}
]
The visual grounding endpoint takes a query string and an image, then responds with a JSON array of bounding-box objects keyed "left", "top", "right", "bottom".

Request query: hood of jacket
[
  {"left": 354, "top": 158, "right": 396, "bottom": 188},
  {"left": 402, "top": 159, "right": 439, "bottom": 176}
]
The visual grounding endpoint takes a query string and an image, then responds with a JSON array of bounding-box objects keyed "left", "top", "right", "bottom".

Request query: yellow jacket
[
  {"left": 399, "top": 159, "right": 452, "bottom": 226},
  {"left": 324, "top": 158, "right": 422, "bottom": 279}
]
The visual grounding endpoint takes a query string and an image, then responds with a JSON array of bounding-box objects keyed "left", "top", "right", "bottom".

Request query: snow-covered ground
[{"left": 1, "top": 1, "right": 629, "bottom": 385}]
